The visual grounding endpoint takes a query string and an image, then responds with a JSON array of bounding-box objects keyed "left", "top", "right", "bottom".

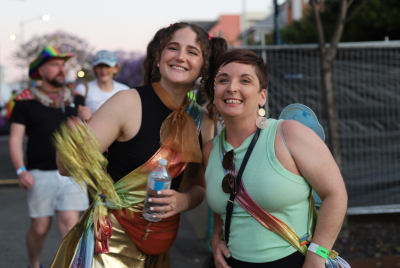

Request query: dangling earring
[
  {"left": 157, "top": 62, "right": 160, "bottom": 67},
  {"left": 256, "top": 106, "right": 269, "bottom": 129}
]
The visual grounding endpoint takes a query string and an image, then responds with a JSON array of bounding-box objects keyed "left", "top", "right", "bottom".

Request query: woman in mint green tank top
[{"left": 202, "top": 49, "right": 348, "bottom": 268}]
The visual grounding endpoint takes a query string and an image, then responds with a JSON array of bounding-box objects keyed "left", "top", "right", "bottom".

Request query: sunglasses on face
[{"left": 222, "top": 150, "right": 237, "bottom": 194}]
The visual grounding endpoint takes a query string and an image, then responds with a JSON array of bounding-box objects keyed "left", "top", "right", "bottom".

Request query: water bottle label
[
  {"left": 147, "top": 176, "right": 171, "bottom": 191},
  {"left": 154, "top": 181, "right": 165, "bottom": 191}
]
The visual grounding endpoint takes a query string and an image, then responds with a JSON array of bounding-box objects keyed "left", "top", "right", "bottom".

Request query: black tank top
[{"left": 107, "top": 84, "right": 203, "bottom": 190}]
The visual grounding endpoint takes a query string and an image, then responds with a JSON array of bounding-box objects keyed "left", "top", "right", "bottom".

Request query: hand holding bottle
[
  {"left": 142, "top": 159, "right": 190, "bottom": 221},
  {"left": 146, "top": 189, "right": 188, "bottom": 219}
]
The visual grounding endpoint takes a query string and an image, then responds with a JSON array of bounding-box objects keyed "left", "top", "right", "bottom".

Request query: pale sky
[{"left": 0, "top": 0, "right": 288, "bottom": 84}]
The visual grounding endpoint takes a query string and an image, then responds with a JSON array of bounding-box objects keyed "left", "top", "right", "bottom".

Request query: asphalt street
[{"left": 0, "top": 136, "right": 211, "bottom": 268}]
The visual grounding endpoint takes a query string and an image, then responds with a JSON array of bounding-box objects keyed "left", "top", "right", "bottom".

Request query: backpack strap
[
  {"left": 82, "top": 83, "right": 89, "bottom": 101},
  {"left": 280, "top": 120, "right": 292, "bottom": 157}
]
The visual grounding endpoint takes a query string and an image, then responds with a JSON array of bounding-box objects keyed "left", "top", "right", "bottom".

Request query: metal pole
[
  {"left": 20, "top": 21, "right": 24, "bottom": 48},
  {"left": 20, "top": 21, "right": 25, "bottom": 90},
  {"left": 242, "top": 0, "right": 247, "bottom": 46},
  {"left": 20, "top": 15, "right": 47, "bottom": 46},
  {"left": 273, "top": 0, "right": 282, "bottom": 45},
  {"left": 264, "top": 87, "right": 269, "bottom": 118},
  {"left": 0, "top": 43, "right": 2, "bottom": 107}
]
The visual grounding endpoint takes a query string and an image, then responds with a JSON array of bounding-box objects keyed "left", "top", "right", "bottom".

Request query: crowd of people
[{"left": 8, "top": 22, "right": 348, "bottom": 268}]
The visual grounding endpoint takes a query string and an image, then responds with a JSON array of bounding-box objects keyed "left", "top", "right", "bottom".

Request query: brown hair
[
  {"left": 204, "top": 49, "right": 269, "bottom": 119},
  {"left": 142, "top": 23, "right": 227, "bottom": 114}
]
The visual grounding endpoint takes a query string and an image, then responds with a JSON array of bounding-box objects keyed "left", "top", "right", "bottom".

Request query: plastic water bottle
[{"left": 142, "top": 159, "right": 171, "bottom": 222}]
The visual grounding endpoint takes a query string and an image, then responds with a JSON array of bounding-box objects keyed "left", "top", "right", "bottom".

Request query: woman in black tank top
[
  {"left": 107, "top": 84, "right": 203, "bottom": 190},
  {"left": 55, "top": 23, "right": 227, "bottom": 268}
]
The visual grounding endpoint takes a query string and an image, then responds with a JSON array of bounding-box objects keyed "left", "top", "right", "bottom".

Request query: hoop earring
[{"left": 256, "top": 107, "right": 269, "bottom": 129}]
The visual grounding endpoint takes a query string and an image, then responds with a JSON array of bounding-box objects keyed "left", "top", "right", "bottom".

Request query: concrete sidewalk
[
  {"left": 0, "top": 186, "right": 211, "bottom": 268},
  {"left": 0, "top": 135, "right": 212, "bottom": 267},
  {"left": 0, "top": 136, "right": 17, "bottom": 182}
]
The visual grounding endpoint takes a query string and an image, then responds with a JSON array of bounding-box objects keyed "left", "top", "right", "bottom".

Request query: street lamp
[
  {"left": 0, "top": 43, "right": 2, "bottom": 108},
  {"left": 8, "top": 14, "right": 50, "bottom": 89},
  {"left": 242, "top": 0, "right": 247, "bottom": 46},
  {"left": 273, "top": 0, "right": 282, "bottom": 45},
  {"left": 42, "top": 14, "right": 50, "bottom": 21},
  {"left": 19, "top": 14, "right": 50, "bottom": 46},
  {"left": 77, "top": 71, "right": 85, "bottom": 78}
]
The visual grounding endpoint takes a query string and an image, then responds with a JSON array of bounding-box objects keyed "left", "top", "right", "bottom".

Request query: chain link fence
[{"left": 241, "top": 41, "right": 400, "bottom": 214}]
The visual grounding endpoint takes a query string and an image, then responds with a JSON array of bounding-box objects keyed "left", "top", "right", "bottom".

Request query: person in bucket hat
[
  {"left": 75, "top": 50, "right": 129, "bottom": 114},
  {"left": 9, "top": 46, "right": 91, "bottom": 268}
]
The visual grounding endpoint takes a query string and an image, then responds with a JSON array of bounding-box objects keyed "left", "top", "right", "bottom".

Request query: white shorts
[{"left": 27, "top": 169, "right": 89, "bottom": 218}]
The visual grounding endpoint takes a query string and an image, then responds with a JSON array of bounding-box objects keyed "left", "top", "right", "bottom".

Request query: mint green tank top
[{"left": 205, "top": 119, "right": 311, "bottom": 263}]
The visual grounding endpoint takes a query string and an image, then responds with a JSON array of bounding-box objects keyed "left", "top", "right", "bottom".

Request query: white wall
[{"left": 292, "top": 0, "right": 303, "bottom": 21}]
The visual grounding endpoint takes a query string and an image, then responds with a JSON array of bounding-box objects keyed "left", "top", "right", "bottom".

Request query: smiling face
[
  {"left": 94, "top": 63, "right": 118, "bottom": 83},
  {"left": 158, "top": 28, "right": 204, "bottom": 87},
  {"left": 214, "top": 62, "right": 266, "bottom": 120}
]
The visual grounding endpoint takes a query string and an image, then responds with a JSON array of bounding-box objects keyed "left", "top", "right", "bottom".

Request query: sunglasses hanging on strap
[
  {"left": 221, "top": 149, "right": 237, "bottom": 194},
  {"left": 219, "top": 117, "right": 350, "bottom": 267},
  {"left": 220, "top": 128, "right": 261, "bottom": 244}
]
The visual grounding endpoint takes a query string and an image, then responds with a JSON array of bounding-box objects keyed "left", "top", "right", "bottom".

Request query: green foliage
[
  {"left": 282, "top": 0, "right": 400, "bottom": 44},
  {"left": 342, "top": 0, "right": 400, "bottom": 41},
  {"left": 281, "top": 13, "right": 319, "bottom": 44},
  {"left": 245, "top": 32, "right": 275, "bottom": 46}
]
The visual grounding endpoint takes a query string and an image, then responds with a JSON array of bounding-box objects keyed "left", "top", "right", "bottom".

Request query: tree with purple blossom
[
  {"left": 12, "top": 31, "right": 145, "bottom": 87},
  {"left": 12, "top": 30, "right": 95, "bottom": 83},
  {"left": 114, "top": 50, "right": 144, "bottom": 88}
]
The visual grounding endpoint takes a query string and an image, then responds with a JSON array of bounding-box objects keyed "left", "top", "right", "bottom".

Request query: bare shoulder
[
  {"left": 202, "top": 138, "right": 215, "bottom": 170},
  {"left": 110, "top": 88, "right": 140, "bottom": 104},
  {"left": 280, "top": 119, "right": 320, "bottom": 143},
  {"left": 89, "top": 88, "right": 143, "bottom": 147},
  {"left": 203, "top": 139, "right": 214, "bottom": 158},
  {"left": 200, "top": 107, "right": 215, "bottom": 144},
  {"left": 97, "top": 89, "right": 140, "bottom": 114},
  {"left": 201, "top": 107, "right": 213, "bottom": 126},
  {"left": 280, "top": 119, "right": 331, "bottom": 166}
]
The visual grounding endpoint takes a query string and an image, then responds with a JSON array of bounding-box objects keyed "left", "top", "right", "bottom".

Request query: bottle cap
[{"left": 158, "top": 159, "right": 168, "bottom": 166}]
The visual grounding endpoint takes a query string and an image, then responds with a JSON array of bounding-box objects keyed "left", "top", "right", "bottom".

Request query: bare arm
[
  {"left": 57, "top": 89, "right": 141, "bottom": 176},
  {"left": 281, "top": 120, "right": 347, "bottom": 267},
  {"left": 9, "top": 123, "right": 25, "bottom": 170},
  {"left": 202, "top": 140, "right": 232, "bottom": 268},
  {"left": 9, "top": 123, "right": 34, "bottom": 189},
  {"left": 211, "top": 212, "right": 232, "bottom": 268},
  {"left": 201, "top": 108, "right": 215, "bottom": 146},
  {"left": 179, "top": 111, "right": 217, "bottom": 212}
]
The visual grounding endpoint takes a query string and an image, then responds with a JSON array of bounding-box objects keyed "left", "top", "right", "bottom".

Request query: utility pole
[
  {"left": 0, "top": 43, "right": 2, "bottom": 108},
  {"left": 273, "top": 0, "right": 282, "bottom": 45},
  {"left": 242, "top": 0, "right": 247, "bottom": 46}
]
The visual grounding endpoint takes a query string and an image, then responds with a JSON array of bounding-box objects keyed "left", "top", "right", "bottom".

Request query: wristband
[
  {"left": 16, "top": 167, "right": 27, "bottom": 176},
  {"left": 308, "top": 242, "right": 329, "bottom": 259}
]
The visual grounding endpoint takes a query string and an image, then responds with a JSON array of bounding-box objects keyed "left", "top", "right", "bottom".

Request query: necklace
[{"left": 30, "top": 87, "right": 75, "bottom": 110}]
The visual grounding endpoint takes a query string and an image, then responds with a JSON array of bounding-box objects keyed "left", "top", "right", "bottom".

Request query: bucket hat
[{"left": 29, "top": 46, "right": 74, "bottom": 79}]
